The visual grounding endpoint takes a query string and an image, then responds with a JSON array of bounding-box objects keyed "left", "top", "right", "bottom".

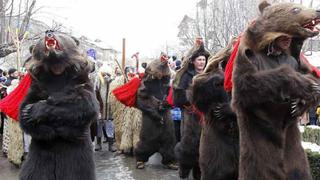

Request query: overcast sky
[{"left": 34, "top": 0, "right": 198, "bottom": 57}]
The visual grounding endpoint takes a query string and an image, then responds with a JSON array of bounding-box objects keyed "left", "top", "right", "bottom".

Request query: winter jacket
[{"left": 173, "top": 66, "right": 197, "bottom": 108}]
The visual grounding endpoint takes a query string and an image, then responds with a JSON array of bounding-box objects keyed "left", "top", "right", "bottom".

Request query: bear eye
[{"left": 291, "top": 7, "right": 301, "bottom": 14}]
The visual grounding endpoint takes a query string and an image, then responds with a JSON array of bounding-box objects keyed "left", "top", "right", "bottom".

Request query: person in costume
[
  {"left": 134, "top": 53, "right": 178, "bottom": 170},
  {"left": 94, "top": 64, "right": 117, "bottom": 152},
  {"left": 230, "top": 2, "right": 320, "bottom": 179},
  {"left": 173, "top": 38, "right": 210, "bottom": 180},
  {"left": 109, "top": 66, "right": 143, "bottom": 155}
]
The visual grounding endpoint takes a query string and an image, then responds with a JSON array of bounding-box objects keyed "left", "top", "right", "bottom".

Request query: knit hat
[{"left": 8, "top": 68, "right": 17, "bottom": 75}]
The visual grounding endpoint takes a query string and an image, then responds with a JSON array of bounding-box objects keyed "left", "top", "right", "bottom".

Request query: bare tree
[
  {"left": 0, "top": 0, "right": 37, "bottom": 58},
  {"left": 178, "top": 0, "right": 258, "bottom": 53},
  {"left": 178, "top": 0, "right": 320, "bottom": 54}
]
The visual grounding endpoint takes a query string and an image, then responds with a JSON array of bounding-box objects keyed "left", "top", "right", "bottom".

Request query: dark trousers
[
  {"left": 135, "top": 113, "right": 176, "bottom": 165},
  {"left": 90, "top": 120, "right": 113, "bottom": 141},
  {"left": 173, "top": 120, "right": 181, "bottom": 142},
  {"left": 310, "top": 117, "right": 318, "bottom": 125}
]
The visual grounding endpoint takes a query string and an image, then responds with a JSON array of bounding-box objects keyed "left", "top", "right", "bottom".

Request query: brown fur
[
  {"left": 134, "top": 58, "right": 176, "bottom": 166},
  {"left": 144, "top": 59, "right": 171, "bottom": 80},
  {"left": 29, "top": 32, "right": 93, "bottom": 81},
  {"left": 204, "top": 37, "right": 236, "bottom": 73},
  {"left": 192, "top": 68, "right": 239, "bottom": 180},
  {"left": 19, "top": 32, "right": 98, "bottom": 180},
  {"left": 232, "top": 2, "right": 320, "bottom": 180}
]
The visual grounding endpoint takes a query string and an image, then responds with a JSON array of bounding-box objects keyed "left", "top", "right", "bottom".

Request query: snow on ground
[
  {"left": 299, "top": 126, "right": 320, "bottom": 153},
  {"left": 302, "top": 141, "right": 320, "bottom": 153},
  {"left": 300, "top": 125, "right": 320, "bottom": 133}
]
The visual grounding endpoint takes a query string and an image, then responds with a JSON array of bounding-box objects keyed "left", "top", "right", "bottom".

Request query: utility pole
[
  {"left": 166, "top": 41, "right": 169, "bottom": 55},
  {"left": 122, "top": 38, "right": 126, "bottom": 72},
  {"left": 122, "top": 38, "right": 126, "bottom": 81}
]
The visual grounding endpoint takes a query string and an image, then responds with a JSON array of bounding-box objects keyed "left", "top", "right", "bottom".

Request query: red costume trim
[
  {"left": 112, "top": 74, "right": 144, "bottom": 107},
  {"left": 224, "top": 37, "right": 241, "bottom": 92},
  {"left": 300, "top": 54, "right": 320, "bottom": 78},
  {"left": 0, "top": 73, "right": 32, "bottom": 121}
]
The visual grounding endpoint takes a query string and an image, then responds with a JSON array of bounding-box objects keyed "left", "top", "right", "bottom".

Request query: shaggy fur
[
  {"left": 6, "top": 79, "right": 24, "bottom": 166},
  {"left": 108, "top": 76, "right": 142, "bottom": 153},
  {"left": 120, "top": 107, "right": 142, "bottom": 152},
  {"left": 19, "top": 32, "right": 99, "bottom": 180},
  {"left": 134, "top": 59, "right": 176, "bottom": 165},
  {"left": 203, "top": 37, "right": 236, "bottom": 74},
  {"left": 173, "top": 44, "right": 211, "bottom": 179},
  {"left": 7, "top": 118, "right": 24, "bottom": 166},
  {"left": 192, "top": 68, "right": 239, "bottom": 180},
  {"left": 174, "top": 112, "right": 201, "bottom": 179},
  {"left": 232, "top": 2, "right": 320, "bottom": 180},
  {"left": 108, "top": 76, "right": 126, "bottom": 149}
]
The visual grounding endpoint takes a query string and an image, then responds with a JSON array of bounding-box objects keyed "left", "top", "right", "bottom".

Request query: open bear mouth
[
  {"left": 46, "top": 38, "right": 57, "bottom": 50},
  {"left": 303, "top": 18, "right": 320, "bottom": 32},
  {"left": 45, "top": 37, "right": 62, "bottom": 56}
]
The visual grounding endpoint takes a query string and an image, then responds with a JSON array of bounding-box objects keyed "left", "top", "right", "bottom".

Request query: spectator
[
  {"left": 175, "top": 60, "right": 182, "bottom": 71},
  {"left": 4, "top": 68, "right": 18, "bottom": 87},
  {"left": 309, "top": 106, "right": 318, "bottom": 125},
  {"left": 0, "top": 69, "right": 6, "bottom": 83}
]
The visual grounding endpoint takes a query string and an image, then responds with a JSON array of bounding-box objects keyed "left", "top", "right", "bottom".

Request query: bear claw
[
  {"left": 214, "top": 104, "right": 224, "bottom": 120},
  {"left": 290, "top": 99, "right": 306, "bottom": 118}
]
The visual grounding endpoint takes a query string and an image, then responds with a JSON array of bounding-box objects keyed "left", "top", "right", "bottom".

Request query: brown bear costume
[
  {"left": 173, "top": 43, "right": 210, "bottom": 180},
  {"left": 191, "top": 41, "right": 239, "bottom": 180},
  {"left": 134, "top": 56, "right": 177, "bottom": 169},
  {"left": 232, "top": 1, "right": 320, "bottom": 180},
  {"left": 19, "top": 31, "right": 99, "bottom": 180}
]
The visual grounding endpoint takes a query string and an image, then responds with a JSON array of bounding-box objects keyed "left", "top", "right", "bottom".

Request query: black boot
[
  {"left": 95, "top": 137, "right": 102, "bottom": 151},
  {"left": 108, "top": 139, "right": 117, "bottom": 152}
]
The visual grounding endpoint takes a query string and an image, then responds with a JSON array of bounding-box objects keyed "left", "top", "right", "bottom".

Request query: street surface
[{"left": 0, "top": 144, "right": 184, "bottom": 180}]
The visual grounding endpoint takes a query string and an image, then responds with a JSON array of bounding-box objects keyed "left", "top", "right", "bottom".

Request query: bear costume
[
  {"left": 191, "top": 41, "right": 239, "bottom": 180},
  {"left": 134, "top": 55, "right": 177, "bottom": 170},
  {"left": 232, "top": 2, "right": 320, "bottom": 180},
  {"left": 19, "top": 31, "right": 99, "bottom": 180},
  {"left": 173, "top": 43, "right": 211, "bottom": 180}
]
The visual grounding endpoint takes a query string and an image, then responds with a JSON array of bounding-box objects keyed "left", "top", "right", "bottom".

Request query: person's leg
[
  {"left": 284, "top": 123, "right": 312, "bottom": 180},
  {"left": 134, "top": 114, "right": 160, "bottom": 169},
  {"left": 104, "top": 119, "right": 117, "bottom": 152},
  {"left": 0, "top": 113, "right": 4, "bottom": 134},
  {"left": 176, "top": 112, "right": 201, "bottom": 178},
  {"left": 174, "top": 120, "right": 181, "bottom": 142},
  {"left": 90, "top": 120, "right": 97, "bottom": 142},
  {"left": 95, "top": 120, "right": 104, "bottom": 151},
  {"left": 192, "top": 164, "right": 201, "bottom": 180},
  {"left": 310, "top": 117, "right": 317, "bottom": 125},
  {"left": 159, "top": 117, "right": 178, "bottom": 170},
  {"left": 107, "top": 135, "right": 117, "bottom": 152},
  {"left": 102, "top": 122, "right": 108, "bottom": 143}
]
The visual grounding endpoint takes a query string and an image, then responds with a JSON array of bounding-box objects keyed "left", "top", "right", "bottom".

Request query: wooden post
[{"left": 122, "top": 38, "right": 126, "bottom": 74}]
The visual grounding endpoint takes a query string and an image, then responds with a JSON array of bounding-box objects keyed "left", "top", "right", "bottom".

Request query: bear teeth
[
  {"left": 312, "top": 20, "right": 316, "bottom": 25},
  {"left": 45, "top": 40, "right": 56, "bottom": 50}
]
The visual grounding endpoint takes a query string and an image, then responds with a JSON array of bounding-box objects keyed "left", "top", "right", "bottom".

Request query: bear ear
[
  {"left": 71, "top": 36, "right": 80, "bottom": 46},
  {"left": 29, "top": 45, "right": 35, "bottom": 54},
  {"left": 259, "top": 0, "right": 271, "bottom": 13},
  {"left": 141, "top": 62, "right": 148, "bottom": 69}
]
